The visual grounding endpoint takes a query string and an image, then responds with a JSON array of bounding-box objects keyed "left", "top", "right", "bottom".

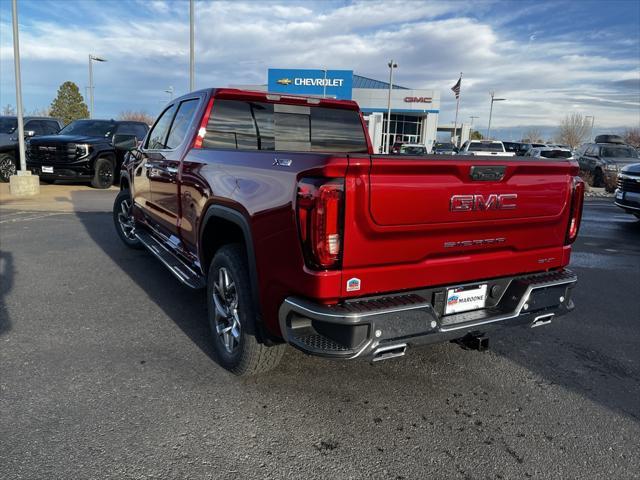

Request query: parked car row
[
  {"left": 0, "top": 116, "right": 63, "bottom": 181},
  {"left": 574, "top": 135, "right": 638, "bottom": 192},
  {"left": 0, "top": 115, "right": 149, "bottom": 188}
]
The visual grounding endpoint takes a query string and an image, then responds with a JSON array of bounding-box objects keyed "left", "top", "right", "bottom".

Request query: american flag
[{"left": 451, "top": 77, "right": 461, "bottom": 99}]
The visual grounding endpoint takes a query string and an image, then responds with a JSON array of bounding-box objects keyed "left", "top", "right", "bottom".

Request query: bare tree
[
  {"left": 2, "top": 104, "right": 16, "bottom": 115},
  {"left": 29, "top": 107, "right": 51, "bottom": 117},
  {"left": 118, "top": 110, "right": 155, "bottom": 125},
  {"left": 623, "top": 127, "right": 640, "bottom": 148},
  {"left": 523, "top": 128, "right": 543, "bottom": 143},
  {"left": 556, "top": 113, "right": 591, "bottom": 149}
]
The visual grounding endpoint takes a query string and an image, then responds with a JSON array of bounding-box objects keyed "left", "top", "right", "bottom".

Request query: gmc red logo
[
  {"left": 450, "top": 194, "right": 518, "bottom": 212},
  {"left": 404, "top": 96, "right": 432, "bottom": 103}
]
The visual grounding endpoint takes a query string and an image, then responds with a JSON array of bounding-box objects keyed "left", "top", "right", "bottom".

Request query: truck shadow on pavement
[
  {"left": 0, "top": 250, "right": 14, "bottom": 337},
  {"left": 72, "top": 200, "right": 640, "bottom": 428}
]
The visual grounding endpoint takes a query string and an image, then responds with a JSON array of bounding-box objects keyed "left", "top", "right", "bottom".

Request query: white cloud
[{"left": 0, "top": 0, "right": 638, "bottom": 128}]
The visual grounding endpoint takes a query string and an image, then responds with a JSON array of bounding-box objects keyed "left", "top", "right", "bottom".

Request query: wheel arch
[
  {"left": 119, "top": 170, "right": 131, "bottom": 190},
  {"left": 199, "top": 205, "right": 261, "bottom": 317}
]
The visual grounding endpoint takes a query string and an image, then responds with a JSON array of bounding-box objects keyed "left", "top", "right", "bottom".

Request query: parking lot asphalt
[{"left": 1, "top": 189, "right": 639, "bottom": 480}]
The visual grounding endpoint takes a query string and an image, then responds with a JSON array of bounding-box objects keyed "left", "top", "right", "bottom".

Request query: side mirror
[
  {"left": 25, "top": 130, "right": 36, "bottom": 138},
  {"left": 113, "top": 134, "right": 138, "bottom": 151}
]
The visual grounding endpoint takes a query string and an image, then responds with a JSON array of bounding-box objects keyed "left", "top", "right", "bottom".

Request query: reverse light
[
  {"left": 193, "top": 98, "right": 214, "bottom": 149},
  {"left": 566, "top": 176, "right": 585, "bottom": 244},
  {"left": 297, "top": 178, "right": 345, "bottom": 269}
]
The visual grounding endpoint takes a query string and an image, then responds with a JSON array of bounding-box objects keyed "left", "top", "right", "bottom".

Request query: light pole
[
  {"left": 11, "top": 0, "right": 26, "bottom": 174},
  {"left": 486, "top": 91, "right": 506, "bottom": 139},
  {"left": 585, "top": 115, "right": 595, "bottom": 141},
  {"left": 322, "top": 68, "right": 327, "bottom": 98},
  {"left": 385, "top": 60, "right": 397, "bottom": 153},
  {"left": 88, "top": 54, "right": 107, "bottom": 119},
  {"left": 189, "top": 0, "right": 195, "bottom": 91},
  {"left": 469, "top": 115, "right": 479, "bottom": 129}
]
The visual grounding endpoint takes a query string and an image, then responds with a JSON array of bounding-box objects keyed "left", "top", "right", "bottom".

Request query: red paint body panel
[{"left": 128, "top": 88, "right": 582, "bottom": 339}]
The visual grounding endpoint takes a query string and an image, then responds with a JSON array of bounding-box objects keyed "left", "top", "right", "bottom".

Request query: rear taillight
[
  {"left": 566, "top": 176, "right": 585, "bottom": 244},
  {"left": 297, "top": 178, "right": 344, "bottom": 269},
  {"left": 193, "top": 98, "right": 214, "bottom": 149}
]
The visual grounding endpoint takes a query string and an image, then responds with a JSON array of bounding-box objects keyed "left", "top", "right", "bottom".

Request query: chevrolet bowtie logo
[{"left": 276, "top": 78, "right": 292, "bottom": 85}]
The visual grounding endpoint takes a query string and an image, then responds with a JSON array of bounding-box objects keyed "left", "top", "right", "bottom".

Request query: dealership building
[{"left": 237, "top": 69, "right": 456, "bottom": 153}]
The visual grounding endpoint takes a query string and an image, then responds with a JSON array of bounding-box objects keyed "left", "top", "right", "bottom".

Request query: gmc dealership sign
[{"left": 404, "top": 96, "right": 432, "bottom": 103}]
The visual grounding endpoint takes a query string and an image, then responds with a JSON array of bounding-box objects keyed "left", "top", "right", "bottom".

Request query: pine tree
[{"left": 49, "top": 81, "right": 89, "bottom": 125}]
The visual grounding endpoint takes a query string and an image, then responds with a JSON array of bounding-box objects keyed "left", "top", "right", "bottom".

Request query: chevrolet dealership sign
[{"left": 268, "top": 69, "right": 353, "bottom": 99}]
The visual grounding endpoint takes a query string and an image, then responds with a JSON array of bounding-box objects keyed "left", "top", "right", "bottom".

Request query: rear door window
[{"left": 166, "top": 99, "right": 199, "bottom": 149}]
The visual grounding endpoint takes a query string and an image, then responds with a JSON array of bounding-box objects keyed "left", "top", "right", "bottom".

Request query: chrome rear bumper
[{"left": 278, "top": 269, "right": 577, "bottom": 360}]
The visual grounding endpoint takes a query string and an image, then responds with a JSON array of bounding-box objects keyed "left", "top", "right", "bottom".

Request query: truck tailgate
[{"left": 340, "top": 155, "right": 580, "bottom": 297}]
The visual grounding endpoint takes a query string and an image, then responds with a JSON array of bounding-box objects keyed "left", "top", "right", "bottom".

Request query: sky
[{"left": 0, "top": 0, "right": 639, "bottom": 133}]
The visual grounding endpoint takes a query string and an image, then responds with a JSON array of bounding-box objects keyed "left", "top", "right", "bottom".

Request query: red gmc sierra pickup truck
[{"left": 113, "top": 88, "right": 584, "bottom": 375}]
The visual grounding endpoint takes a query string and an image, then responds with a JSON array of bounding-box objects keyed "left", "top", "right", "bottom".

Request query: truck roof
[{"left": 179, "top": 88, "right": 361, "bottom": 111}]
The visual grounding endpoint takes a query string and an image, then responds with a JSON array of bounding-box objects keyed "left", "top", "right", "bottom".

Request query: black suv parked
[
  {"left": 576, "top": 135, "right": 639, "bottom": 192},
  {"left": 0, "top": 116, "right": 63, "bottom": 182},
  {"left": 27, "top": 119, "right": 149, "bottom": 188}
]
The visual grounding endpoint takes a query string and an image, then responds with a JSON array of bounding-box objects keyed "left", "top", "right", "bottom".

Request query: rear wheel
[
  {"left": 0, "top": 153, "right": 16, "bottom": 182},
  {"left": 91, "top": 157, "right": 114, "bottom": 189},
  {"left": 207, "top": 244, "right": 284, "bottom": 375},
  {"left": 113, "top": 189, "right": 143, "bottom": 249}
]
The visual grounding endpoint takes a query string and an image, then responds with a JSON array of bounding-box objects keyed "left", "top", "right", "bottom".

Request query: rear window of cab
[{"left": 201, "top": 99, "right": 368, "bottom": 153}]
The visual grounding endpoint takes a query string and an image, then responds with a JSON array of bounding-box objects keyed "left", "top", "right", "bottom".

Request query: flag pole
[{"left": 452, "top": 72, "right": 462, "bottom": 147}]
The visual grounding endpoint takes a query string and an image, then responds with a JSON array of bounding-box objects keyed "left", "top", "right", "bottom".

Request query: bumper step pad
[{"left": 279, "top": 269, "right": 577, "bottom": 359}]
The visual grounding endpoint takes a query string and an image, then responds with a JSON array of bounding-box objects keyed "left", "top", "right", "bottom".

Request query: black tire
[
  {"left": 91, "top": 157, "right": 115, "bottom": 189},
  {"left": 207, "top": 244, "right": 284, "bottom": 375},
  {"left": 0, "top": 153, "right": 17, "bottom": 183},
  {"left": 593, "top": 169, "right": 604, "bottom": 188},
  {"left": 113, "top": 190, "right": 143, "bottom": 249}
]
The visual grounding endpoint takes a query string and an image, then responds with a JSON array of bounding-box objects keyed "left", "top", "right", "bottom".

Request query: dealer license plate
[
  {"left": 615, "top": 190, "right": 624, "bottom": 200},
  {"left": 445, "top": 284, "right": 488, "bottom": 315},
  {"left": 42, "top": 166, "right": 53, "bottom": 173}
]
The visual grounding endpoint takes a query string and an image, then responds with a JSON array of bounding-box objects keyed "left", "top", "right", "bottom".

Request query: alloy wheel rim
[
  {"left": 0, "top": 158, "right": 16, "bottom": 180},
  {"left": 117, "top": 197, "right": 136, "bottom": 240},
  {"left": 212, "top": 267, "right": 241, "bottom": 353},
  {"left": 100, "top": 165, "right": 113, "bottom": 185}
]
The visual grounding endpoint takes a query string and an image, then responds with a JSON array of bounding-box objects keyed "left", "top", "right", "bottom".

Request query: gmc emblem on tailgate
[{"left": 450, "top": 194, "right": 518, "bottom": 212}]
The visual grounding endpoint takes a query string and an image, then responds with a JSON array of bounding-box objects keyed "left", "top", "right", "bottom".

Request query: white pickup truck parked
[{"left": 458, "top": 140, "right": 515, "bottom": 157}]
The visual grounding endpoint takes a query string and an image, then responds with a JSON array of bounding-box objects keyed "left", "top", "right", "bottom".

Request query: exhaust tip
[
  {"left": 531, "top": 313, "right": 554, "bottom": 328},
  {"left": 372, "top": 343, "right": 407, "bottom": 362}
]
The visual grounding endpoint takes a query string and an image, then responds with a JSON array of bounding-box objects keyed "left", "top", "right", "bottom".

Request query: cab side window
[
  {"left": 24, "top": 120, "right": 47, "bottom": 135},
  {"left": 146, "top": 105, "right": 177, "bottom": 150},
  {"left": 166, "top": 99, "right": 199, "bottom": 149}
]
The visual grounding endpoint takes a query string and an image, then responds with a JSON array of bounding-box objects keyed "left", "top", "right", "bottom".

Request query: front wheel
[
  {"left": 113, "top": 190, "right": 143, "bottom": 249},
  {"left": 0, "top": 153, "right": 17, "bottom": 182},
  {"left": 91, "top": 157, "right": 114, "bottom": 189},
  {"left": 207, "top": 244, "right": 284, "bottom": 375}
]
